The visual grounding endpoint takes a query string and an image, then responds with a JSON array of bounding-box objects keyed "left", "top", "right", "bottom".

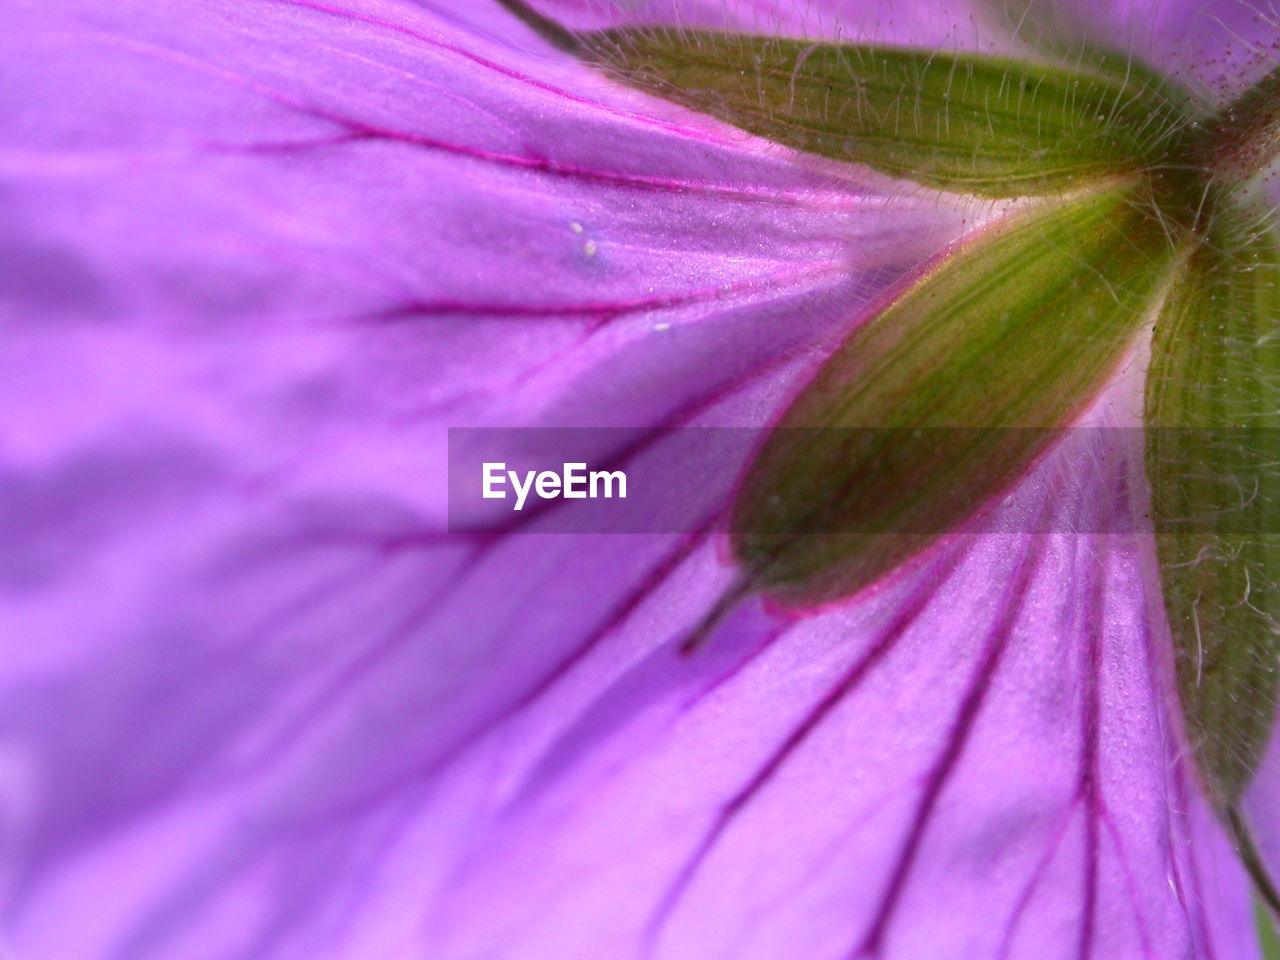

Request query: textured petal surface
[
  {"left": 0, "top": 0, "right": 964, "bottom": 957},
  {"left": 419, "top": 372, "right": 1258, "bottom": 960},
  {"left": 0, "top": 1, "right": 1268, "bottom": 959}
]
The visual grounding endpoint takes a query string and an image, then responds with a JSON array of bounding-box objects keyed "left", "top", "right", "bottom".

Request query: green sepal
[
  {"left": 732, "top": 181, "right": 1184, "bottom": 606},
  {"left": 579, "top": 29, "right": 1187, "bottom": 196},
  {"left": 979, "top": 0, "right": 1193, "bottom": 110},
  {"left": 1145, "top": 211, "right": 1280, "bottom": 803}
]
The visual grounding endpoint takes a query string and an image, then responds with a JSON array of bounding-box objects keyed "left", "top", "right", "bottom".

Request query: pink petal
[
  {"left": 421, "top": 372, "right": 1258, "bottom": 960},
  {"left": 0, "top": 1, "right": 1267, "bottom": 959}
]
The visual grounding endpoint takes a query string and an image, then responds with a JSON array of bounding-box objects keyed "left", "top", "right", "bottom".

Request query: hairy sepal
[
  {"left": 1146, "top": 212, "right": 1280, "bottom": 805},
  {"left": 580, "top": 29, "right": 1186, "bottom": 196},
  {"left": 733, "top": 182, "right": 1184, "bottom": 607},
  {"left": 981, "top": 0, "right": 1192, "bottom": 109}
]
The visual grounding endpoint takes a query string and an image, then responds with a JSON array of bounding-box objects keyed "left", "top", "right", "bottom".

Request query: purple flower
[{"left": 3, "top": 1, "right": 1280, "bottom": 958}]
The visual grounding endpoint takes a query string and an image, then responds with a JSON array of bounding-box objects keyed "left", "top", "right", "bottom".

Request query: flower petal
[
  {"left": 423, "top": 385, "right": 1257, "bottom": 960},
  {"left": 0, "top": 1, "right": 1267, "bottom": 958},
  {"left": 0, "top": 0, "right": 974, "bottom": 957}
]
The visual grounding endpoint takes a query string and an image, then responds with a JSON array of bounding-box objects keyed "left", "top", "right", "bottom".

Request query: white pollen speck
[
  {"left": 584, "top": 240, "right": 598, "bottom": 256},
  {"left": 653, "top": 322, "right": 671, "bottom": 332},
  {"left": 570, "top": 222, "right": 584, "bottom": 234}
]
